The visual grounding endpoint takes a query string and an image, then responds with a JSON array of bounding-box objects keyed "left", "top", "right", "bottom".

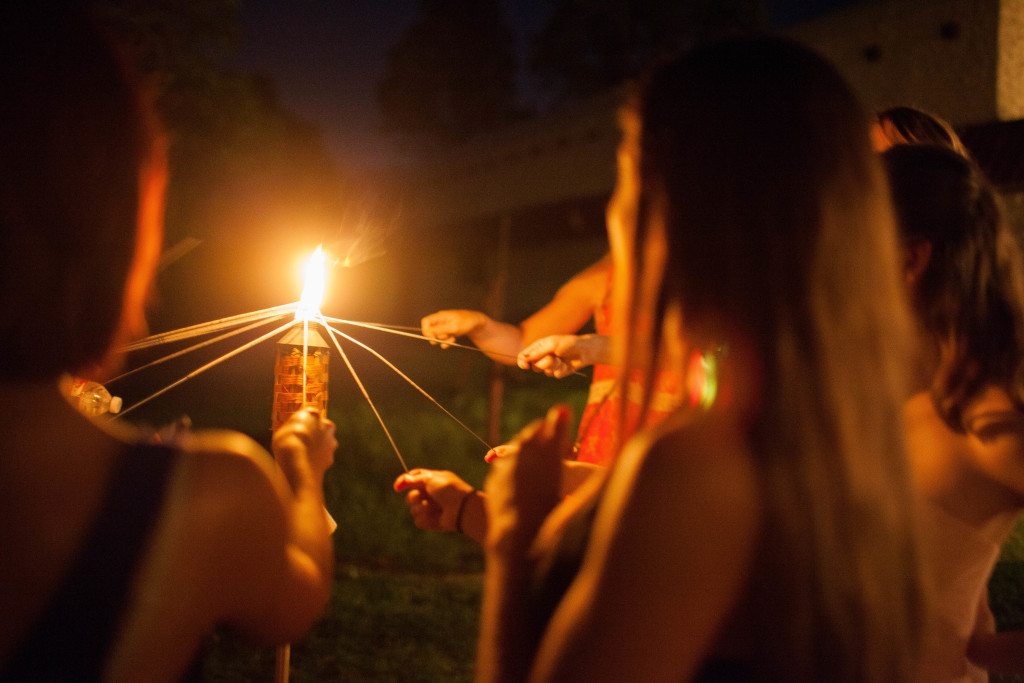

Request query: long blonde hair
[{"left": 619, "top": 36, "right": 926, "bottom": 681}]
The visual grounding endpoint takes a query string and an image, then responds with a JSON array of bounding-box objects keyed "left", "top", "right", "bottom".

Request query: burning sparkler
[
  {"left": 273, "top": 246, "right": 332, "bottom": 683},
  {"left": 273, "top": 247, "right": 330, "bottom": 431}
]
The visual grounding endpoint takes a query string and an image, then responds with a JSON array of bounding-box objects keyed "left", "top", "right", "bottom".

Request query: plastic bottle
[{"left": 60, "top": 375, "right": 123, "bottom": 417}]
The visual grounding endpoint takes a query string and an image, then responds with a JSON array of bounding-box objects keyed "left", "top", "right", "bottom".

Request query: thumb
[
  {"left": 518, "top": 338, "right": 553, "bottom": 367},
  {"left": 394, "top": 470, "right": 425, "bottom": 492},
  {"left": 542, "top": 404, "right": 572, "bottom": 456}
]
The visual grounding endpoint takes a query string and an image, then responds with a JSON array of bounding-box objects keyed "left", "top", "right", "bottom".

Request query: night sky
[
  {"left": 236, "top": 0, "right": 857, "bottom": 172},
  {"left": 236, "top": 0, "right": 419, "bottom": 170}
]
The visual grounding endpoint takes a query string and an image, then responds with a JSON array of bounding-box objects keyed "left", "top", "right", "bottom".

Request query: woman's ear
[{"left": 904, "top": 238, "right": 932, "bottom": 286}]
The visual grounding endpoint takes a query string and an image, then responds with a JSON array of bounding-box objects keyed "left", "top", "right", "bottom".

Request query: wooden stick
[{"left": 275, "top": 644, "right": 290, "bottom": 683}]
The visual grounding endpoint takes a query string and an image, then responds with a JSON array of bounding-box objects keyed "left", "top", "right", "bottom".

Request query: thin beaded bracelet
[{"left": 455, "top": 489, "right": 475, "bottom": 534}]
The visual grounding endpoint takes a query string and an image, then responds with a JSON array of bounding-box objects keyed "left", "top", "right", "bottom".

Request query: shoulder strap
[{"left": 1, "top": 444, "right": 177, "bottom": 682}]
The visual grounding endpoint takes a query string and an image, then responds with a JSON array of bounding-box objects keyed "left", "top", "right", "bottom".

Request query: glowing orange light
[
  {"left": 686, "top": 349, "right": 718, "bottom": 410},
  {"left": 296, "top": 245, "right": 327, "bottom": 321}
]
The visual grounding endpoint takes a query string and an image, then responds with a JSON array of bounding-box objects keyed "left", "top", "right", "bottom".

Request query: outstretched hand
[
  {"left": 484, "top": 404, "right": 572, "bottom": 554},
  {"left": 394, "top": 468, "right": 475, "bottom": 533},
  {"left": 484, "top": 442, "right": 519, "bottom": 464},
  {"left": 272, "top": 408, "right": 337, "bottom": 485},
  {"left": 516, "top": 334, "right": 611, "bottom": 378},
  {"left": 420, "top": 309, "right": 488, "bottom": 349}
]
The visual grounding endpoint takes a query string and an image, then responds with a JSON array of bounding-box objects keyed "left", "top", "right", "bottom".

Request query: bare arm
[
  {"left": 420, "top": 309, "right": 525, "bottom": 363},
  {"left": 477, "top": 410, "right": 760, "bottom": 683},
  {"left": 477, "top": 407, "right": 571, "bottom": 683},
  {"left": 487, "top": 444, "right": 605, "bottom": 496},
  {"left": 393, "top": 459, "right": 604, "bottom": 547},
  {"left": 393, "top": 468, "right": 488, "bottom": 544},
  {"left": 529, "top": 425, "right": 759, "bottom": 681},
  {"left": 517, "top": 334, "right": 614, "bottom": 378},
  {"left": 269, "top": 408, "right": 336, "bottom": 603},
  {"left": 517, "top": 254, "right": 612, "bottom": 349},
  {"left": 188, "top": 409, "right": 336, "bottom": 645},
  {"left": 421, "top": 254, "right": 612, "bottom": 366}
]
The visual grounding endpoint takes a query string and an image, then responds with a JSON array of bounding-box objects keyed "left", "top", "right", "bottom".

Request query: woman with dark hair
[
  {"left": 0, "top": 3, "right": 336, "bottom": 680},
  {"left": 476, "top": 36, "right": 927, "bottom": 682},
  {"left": 884, "top": 144, "right": 1024, "bottom": 680}
]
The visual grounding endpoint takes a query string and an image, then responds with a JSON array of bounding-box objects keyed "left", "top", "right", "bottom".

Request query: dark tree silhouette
[
  {"left": 530, "top": 0, "right": 767, "bottom": 103},
  {"left": 377, "top": 0, "right": 525, "bottom": 146},
  {"left": 94, "top": 0, "right": 360, "bottom": 323}
]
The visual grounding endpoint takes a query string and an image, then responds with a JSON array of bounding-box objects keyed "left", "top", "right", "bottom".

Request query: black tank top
[
  {"left": 528, "top": 486, "right": 754, "bottom": 682},
  {"left": 0, "top": 442, "right": 200, "bottom": 682}
]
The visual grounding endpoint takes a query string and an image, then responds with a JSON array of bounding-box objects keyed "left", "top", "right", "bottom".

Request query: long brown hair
[
  {"left": 884, "top": 144, "right": 1024, "bottom": 429},
  {"left": 0, "top": 1, "right": 165, "bottom": 381},
  {"left": 618, "top": 36, "right": 925, "bottom": 680},
  {"left": 874, "top": 106, "right": 971, "bottom": 157}
]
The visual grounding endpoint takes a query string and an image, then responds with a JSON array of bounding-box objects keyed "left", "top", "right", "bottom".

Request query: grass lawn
[
  {"left": 991, "top": 521, "right": 1024, "bottom": 683},
  {"left": 204, "top": 566, "right": 482, "bottom": 682}
]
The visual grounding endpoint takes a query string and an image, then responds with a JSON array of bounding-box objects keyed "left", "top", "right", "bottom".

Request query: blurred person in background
[{"left": 884, "top": 143, "right": 1024, "bottom": 681}]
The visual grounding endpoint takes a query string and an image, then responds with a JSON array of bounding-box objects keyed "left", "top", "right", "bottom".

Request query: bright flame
[{"left": 296, "top": 246, "right": 327, "bottom": 321}]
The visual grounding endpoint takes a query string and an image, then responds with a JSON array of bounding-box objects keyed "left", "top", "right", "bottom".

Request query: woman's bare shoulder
[
  {"left": 172, "top": 430, "right": 284, "bottom": 521},
  {"left": 157, "top": 431, "right": 288, "bottom": 598},
  {"left": 908, "top": 386, "right": 1024, "bottom": 531},
  {"left": 179, "top": 428, "right": 268, "bottom": 460},
  {"left": 641, "top": 409, "right": 755, "bottom": 474},
  {"left": 614, "top": 409, "right": 761, "bottom": 526}
]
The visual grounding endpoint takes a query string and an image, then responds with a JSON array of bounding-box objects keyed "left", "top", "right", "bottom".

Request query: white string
[
  {"left": 123, "top": 303, "right": 297, "bottom": 351},
  {"left": 302, "top": 319, "right": 309, "bottom": 405},
  {"left": 316, "top": 315, "right": 409, "bottom": 472},
  {"left": 322, "top": 315, "right": 589, "bottom": 377},
  {"left": 107, "top": 307, "right": 575, "bottom": 468},
  {"left": 320, "top": 318, "right": 493, "bottom": 451},
  {"left": 106, "top": 312, "right": 292, "bottom": 385},
  {"left": 114, "top": 320, "right": 295, "bottom": 418},
  {"left": 323, "top": 316, "right": 499, "bottom": 354}
]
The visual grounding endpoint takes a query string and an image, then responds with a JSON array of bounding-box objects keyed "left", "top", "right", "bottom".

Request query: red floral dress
[{"left": 573, "top": 277, "right": 684, "bottom": 466}]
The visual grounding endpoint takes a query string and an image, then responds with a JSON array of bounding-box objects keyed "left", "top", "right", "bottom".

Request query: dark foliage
[{"left": 377, "top": 0, "right": 526, "bottom": 146}]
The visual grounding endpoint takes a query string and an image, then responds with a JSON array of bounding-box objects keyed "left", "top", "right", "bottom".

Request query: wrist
[
  {"left": 574, "top": 334, "right": 595, "bottom": 367},
  {"left": 468, "top": 311, "right": 491, "bottom": 335},
  {"left": 455, "top": 488, "right": 475, "bottom": 534},
  {"left": 581, "top": 334, "right": 612, "bottom": 367},
  {"left": 278, "top": 457, "right": 322, "bottom": 493}
]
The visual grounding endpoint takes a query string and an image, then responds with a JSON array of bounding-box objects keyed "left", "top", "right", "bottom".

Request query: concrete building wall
[{"left": 789, "top": 0, "right": 1024, "bottom": 126}]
